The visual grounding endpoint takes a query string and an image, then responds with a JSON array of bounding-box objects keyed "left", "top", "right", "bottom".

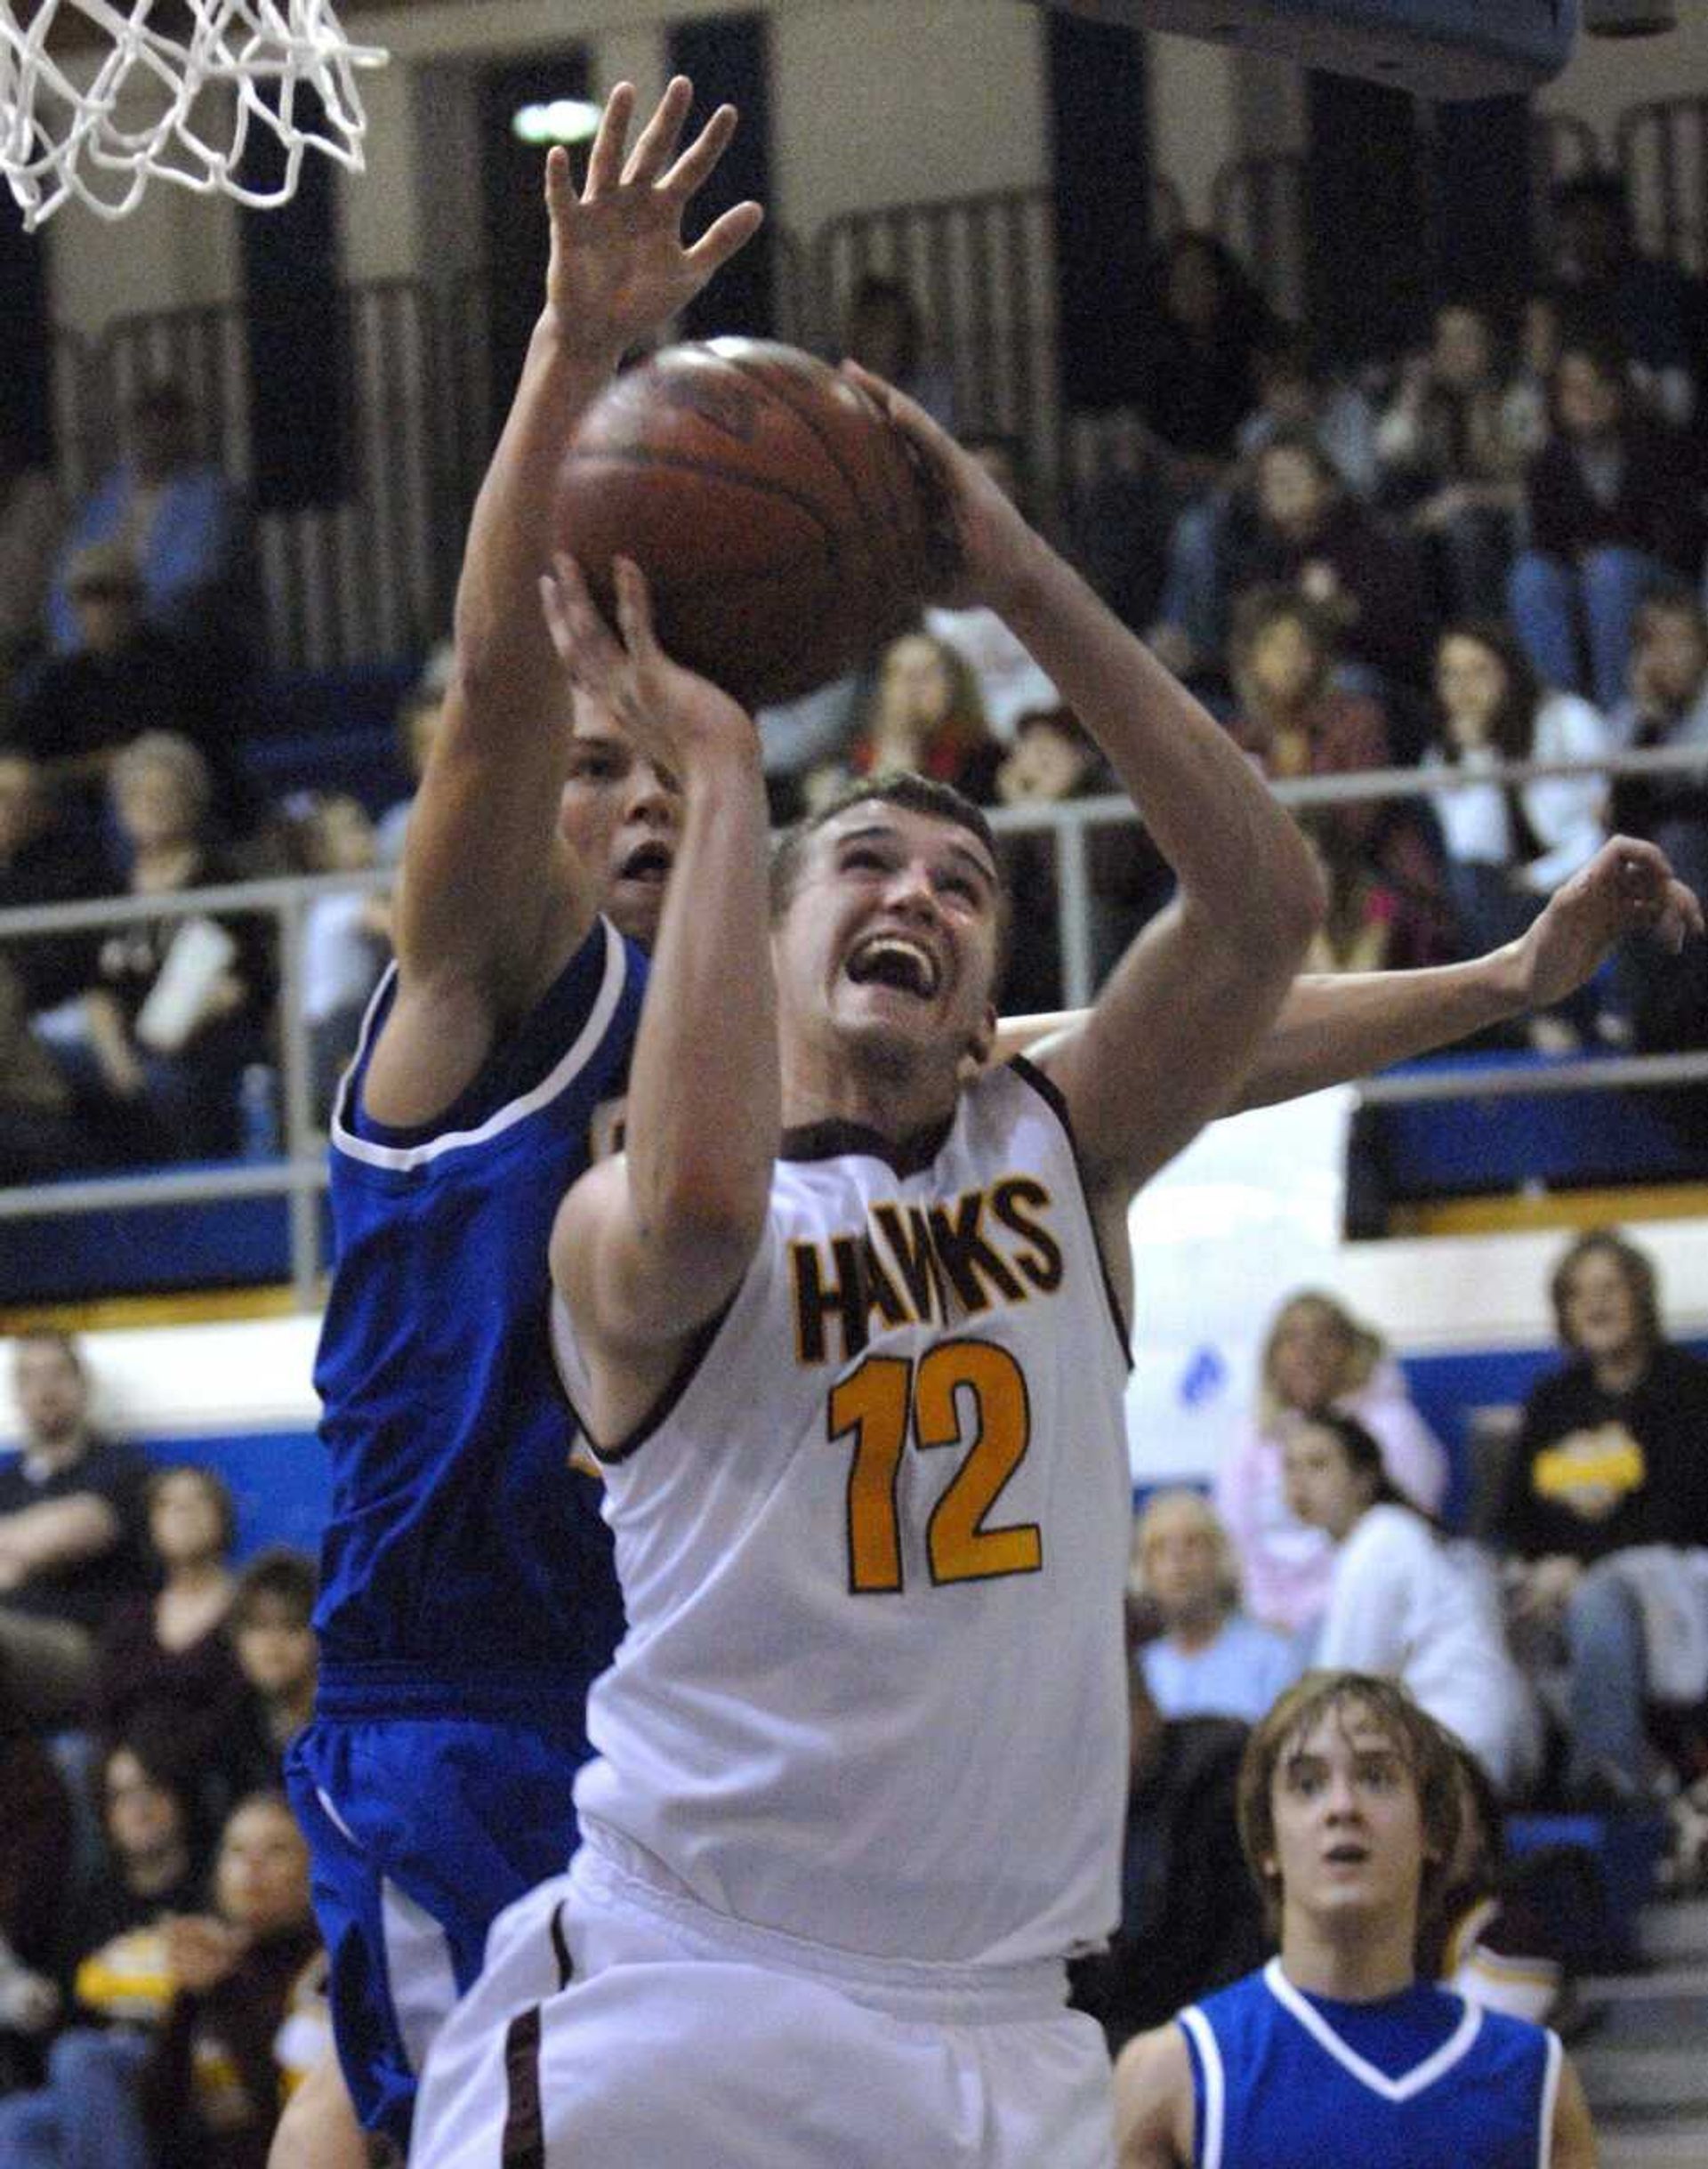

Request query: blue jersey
[
  {"left": 310, "top": 916, "right": 643, "bottom": 1705},
  {"left": 1180, "top": 1960, "right": 1559, "bottom": 2169}
]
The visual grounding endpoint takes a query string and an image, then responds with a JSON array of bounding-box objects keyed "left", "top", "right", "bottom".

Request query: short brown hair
[
  {"left": 230, "top": 1545, "right": 317, "bottom": 1629},
  {"left": 1235, "top": 1671, "right": 1462, "bottom": 1935},
  {"left": 1550, "top": 1228, "right": 1661, "bottom": 1354}
]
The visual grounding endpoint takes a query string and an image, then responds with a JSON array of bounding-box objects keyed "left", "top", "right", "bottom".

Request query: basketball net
[{"left": 0, "top": 0, "right": 386, "bottom": 227}]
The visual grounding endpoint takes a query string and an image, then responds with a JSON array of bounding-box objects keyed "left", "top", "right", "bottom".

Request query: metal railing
[{"left": 3, "top": 743, "right": 1706, "bottom": 1306}]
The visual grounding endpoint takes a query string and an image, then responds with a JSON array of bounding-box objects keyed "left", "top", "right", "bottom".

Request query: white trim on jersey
[
  {"left": 1535, "top": 2028, "right": 1563, "bottom": 2169},
  {"left": 329, "top": 919, "right": 630, "bottom": 1172},
  {"left": 1262, "top": 1958, "right": 1484, "bottom": 2103},
  {"left": 1178, "top": 2004, "right": 1225, "bottom": 2169}
]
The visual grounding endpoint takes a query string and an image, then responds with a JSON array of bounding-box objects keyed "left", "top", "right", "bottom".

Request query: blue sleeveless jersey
[
  {"left": 1181, "top": 1960, "right": 1559, "bottom": 2169},
  {"left": 310, "top": 916, "right": 643, "bottom": 1708}
]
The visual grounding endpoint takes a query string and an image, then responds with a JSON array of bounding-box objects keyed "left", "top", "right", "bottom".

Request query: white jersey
[{"left": 552, "top": 1057, "right": 1133, "bottom": 1968}]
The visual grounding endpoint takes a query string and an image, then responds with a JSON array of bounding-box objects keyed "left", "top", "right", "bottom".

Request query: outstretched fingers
[
  {"left": 611, "top": 556, "right": 661, "bottom": 666},
  {"left": 657, "top": 99, "right": 737, "bottom": 199},
  {"left": 685, "top": 198, "right": 766, "bottom": 276},
  {"left": 621, "top": 74, "right": 695, "bottom": 188},
  {"left": 580, "top": 82, "right": 636, "bottom": 202}
]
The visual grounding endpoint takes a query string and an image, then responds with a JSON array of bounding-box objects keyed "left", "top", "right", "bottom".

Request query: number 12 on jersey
[{"left": 832, "top": 1339, "right": 1042, "bottom": 1594}]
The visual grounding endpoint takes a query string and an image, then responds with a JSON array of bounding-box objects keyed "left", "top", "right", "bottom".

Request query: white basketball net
[{"left": 0, "top": 1, "right": 386, "bottom": 227}]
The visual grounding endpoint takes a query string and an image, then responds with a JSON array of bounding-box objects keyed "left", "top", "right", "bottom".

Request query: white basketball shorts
[{"left": 409, "top": 1827, "right": 1116, "bottom": 2168}]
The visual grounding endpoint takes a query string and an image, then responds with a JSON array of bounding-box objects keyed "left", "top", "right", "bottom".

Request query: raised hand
[
  {"left": 1517, "top": 835, "right": 1704, "bottom": 1011},
  {"left": 545, "top": 77, "right": 763, "bottom": 366},
  {"left": 540, "top": 552, "right": 757, "bottom": 782}
]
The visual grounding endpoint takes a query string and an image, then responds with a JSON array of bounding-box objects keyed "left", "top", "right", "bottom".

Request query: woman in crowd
[
  {"left": 1507, "top": 330, "right": 1705, "bottom": 714},
  {"left": 1283, "top": 1410, "right": 1542, "bottom": 1796},
  {"left": 1423, "top": 620, "right": 1612, "bottom": 1044},
  {"left": 1132, "top": 1489, "right": 1301, "bottom": 1724},
  {"left": 63, "top": 731, "right": 274, "bottom": 1164},
  {"left": 822, "top": 628, "right": 1002, "bottom": 805},
  {"left": 95, "top": 1467, "right": 262, "bottom": 1812},
  {"left": 1227, "top": 587, "right": 1452, "bottom": 970},
  {"left": 1215, "top": 1289, "right": 1449, "bottom": 1638}
]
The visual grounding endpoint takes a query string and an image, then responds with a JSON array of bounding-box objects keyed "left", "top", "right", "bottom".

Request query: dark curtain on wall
[
  {"left": 0, "top": 202, "right": 55, "bottom": 464},
  {"left": 240, "top": 92, "right": 348, "bottom": 509},
  {"left": 666, "top": 12, "right": 775, "bottom": 342},
  {"left": 479, "top": 48, "right": 592, "bottom": 417},
  {"left": 1426, "top": 94, "right": 1534, "bottom": 316},
  {"left": 1305, "top": 71, "right": 1429, "bottom": 366},
  {"left": 1044, "top": 13, "right": 1149, "bottom": 413}
]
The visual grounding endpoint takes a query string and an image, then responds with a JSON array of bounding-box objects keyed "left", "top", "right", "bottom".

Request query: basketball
[{"left": 552, "top": 338, "right": 956, "bottom": 710}]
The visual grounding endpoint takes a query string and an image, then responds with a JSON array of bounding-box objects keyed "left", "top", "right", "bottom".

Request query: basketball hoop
[{"left": 0, "top": 1, "right": 387, "bottom": 228}]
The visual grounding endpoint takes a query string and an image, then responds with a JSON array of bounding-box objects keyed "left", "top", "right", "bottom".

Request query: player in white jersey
[
  {"left": 408, "top": 367, "right": 1328, "bottom": 2166},
  {"left": 1114, "top": 1673, "right": 1597, "bottom": 2169}
]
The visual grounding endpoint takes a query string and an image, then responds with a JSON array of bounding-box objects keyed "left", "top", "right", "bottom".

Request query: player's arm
[
  {"left": 367, "top": 81, "right": 761, "bottom": 1123},
  {"left": 1113, "top": 2023, "right": 1194, "bottom": 2169},
  {"left": 1550, "top": 2052, "right": 1598, "bottom": 2169},
  {"left": 854, "top": 389, "right": 1323, "bottom": 1213},
  {"left": 547, "top": 560, "right": 777, "bottom": 1433},
  {"left": 992, "top": 835, "right": 1699, "bottom": 1105}
]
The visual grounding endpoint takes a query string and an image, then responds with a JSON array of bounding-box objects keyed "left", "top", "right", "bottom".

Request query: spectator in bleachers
[
  {"left": 0, "top": 1330, "right": 151, "bottom": 1730},
  {"left": 1548, "top": 172, "right": 1700, "bottom": 427},
  {"left": 229, "top": 1550, "right": 318, "bottom": 1771},
  {"left": 1132, "top": 1489, "right": 1301, "bottom": 1725},
  {"left": 1422, "top": 621, "right": 1612, "bottom": 1047},
  {"left": 10, "top": 541, "right": 253, "bottom": 842},
  {"left": 1143, "top": 330, "right": 1380, "bottom": 680},
  {"left": 1491, "top": 1228, "right": 1708, "bottom": 1810},
  {"left": 61, "top": 731, "right": 275, "bottom": 1165},
  {"left": 1375, "top": 301, "right": 1529, "bottom": 621},
  {"left": 841, "top": 273, "right": 955, "bottom": 429},
  {"left": 1283, "top": 1410, "right": 1542, "bottom": 1796},
  {"left": 1221, "top": 431, "right": 1438, "bottom": 739},
  {"left": 1068, "top": 1623, "right": 1267, "bottom": 2056},
  {"left": 1507, "top": 330, "right": 1705, "bottom": 715},
  {"left": 0, "top": 1677, "right": 71, "bottom": 2092},
  {"left": 0, "top": 434, "right": 61, "bottom": 700},
  {"left": 925, "top": 437, "right": 1060, "bottom": 740},
  {"left": 45, "top": 379, "right": 255, "bottom": 688},
  {"left": 0, "top": 1787, "right": 318, "bottom": 2169},
  {"left": 1226, "top": 587, "right": 1451, "bottom": 969},
  {"left": 1606, "top": 591, "right": 1708, "bottom": 1050},
  {"left": 1215, "top": 1291, "right": 1449, "bottom": 1640},
  {"left": 94, "top": 1467, "right": 263, "bottom": 1812},
  {"left": 1237, "top": 326, "right": 1381, "bottom": 500},
  {"left": 822, "top": 629, "right": 1003, "bottom": 806}
]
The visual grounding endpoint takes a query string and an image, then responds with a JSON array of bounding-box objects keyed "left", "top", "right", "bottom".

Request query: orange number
[{"left": 832, "top": 1343, "right": 1039, "bottom": 1595}]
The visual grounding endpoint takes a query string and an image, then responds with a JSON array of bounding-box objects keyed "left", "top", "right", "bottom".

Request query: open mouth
[
  {"left": 1322, "top": 1844, "right": 1369, "bottom": 1867},
  {"left": 618, "top": 841, "right": 673, "bottom": 884},
  {"left": 846, "top": 934, "right": 940, "bottom": 1000}
]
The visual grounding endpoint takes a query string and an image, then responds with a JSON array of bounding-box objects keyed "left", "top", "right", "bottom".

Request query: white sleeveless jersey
[{"left": 552, "top": 1058, "right": 1134, "bottom": 1968}]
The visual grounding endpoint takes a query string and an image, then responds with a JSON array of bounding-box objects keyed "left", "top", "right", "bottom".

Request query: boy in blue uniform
[
  {"left": 1114, "top": 1673, "right": 1597, "bottom": 2169},
  {"left": 278, "top": 78, "right": 762, "bottom": 2160}
]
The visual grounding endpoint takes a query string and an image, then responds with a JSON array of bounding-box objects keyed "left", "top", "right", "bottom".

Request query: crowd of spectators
[
  {"left": 0, "top": 1328, "right": 326, "bottom": 2157},
  {"left": 1, "top": 170, "right": 1706, "bottom": 1182}
]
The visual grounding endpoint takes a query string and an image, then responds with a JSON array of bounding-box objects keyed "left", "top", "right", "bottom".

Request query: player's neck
[
  {"left": 1279, "top": 1909, "right": 1418, "bottom": 2004},
  {"left": 781, "top": 1036, "right": 962, "bottom": 1145}
]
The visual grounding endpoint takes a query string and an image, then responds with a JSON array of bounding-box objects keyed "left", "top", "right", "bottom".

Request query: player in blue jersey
[
  {"left": 1113, "top": 1672, "right": 1597, "bottom": 2168},
  {"left": 274, "top": 78, "right": 761, "bottom": 2164}
]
